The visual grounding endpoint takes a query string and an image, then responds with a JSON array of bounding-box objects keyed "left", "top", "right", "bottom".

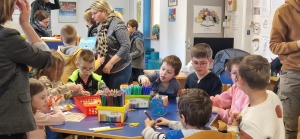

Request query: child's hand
[
  {"left": 155, "top": 117, "right": 170, "bottom": 126},
  {"left": 81, "top": 91, "right": 90, "bottom": 96},
  {"left": 228, "top": 113, "right": 240, "bottom": 126},
  {"left": 94, "top": 90, "right": 103, "bottom": 96},
  {"left": 140, "top": 76, "right": 150, "bottom": 86},
  {"left": 49, "top": 95, "right": 60, "bottom": 109},
  {"left": 99, "top": 55, "right": 105, "bottom": 65},
  {"left": 212, "top": 106, "right": 221, "bottom": 113},
  {"left": 144, "top": 118, "right": 155, "bottom": 128},
  {"left": 67, "top": 83, "right": 81, "bottom": 91}
]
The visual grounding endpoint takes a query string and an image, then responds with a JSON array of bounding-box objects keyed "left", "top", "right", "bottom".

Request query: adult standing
[
  {"left": 0, "top": 0, "right": 52, "bottom": 138},
  {"left": 269, "top": 0, "right": 300, "bottom": 138},
  {"left": 30, "top": 0, "right": 60, "bottom": 36},
  {"left": 90, "top": 0, "right": 132, "bottom": 89}
]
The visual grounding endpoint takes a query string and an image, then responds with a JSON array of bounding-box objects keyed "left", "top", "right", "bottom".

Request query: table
[
  {"left": 269, "top": 76, "right": 279, "bottom": 91},
  {"left": 50, "top": 98, "right": 218, "bottom": 139},
  {"left": 144, "top": 70, "right": 188, "bottom": 92}
]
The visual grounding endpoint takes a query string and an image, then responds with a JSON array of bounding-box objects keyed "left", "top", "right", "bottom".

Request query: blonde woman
[{"left": 91, "top": 0, "right": 131, "bottom": 89}]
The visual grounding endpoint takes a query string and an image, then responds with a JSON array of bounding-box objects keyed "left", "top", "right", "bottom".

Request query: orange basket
[{"left": 74, "top": 96, "right": 100, "bottom": 116}]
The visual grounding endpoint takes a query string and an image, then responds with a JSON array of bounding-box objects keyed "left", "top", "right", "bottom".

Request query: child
[
  {"left": 27, "top": 78, "right": 65, "bottom": 139},
  {"left": 142, "top": 89, "right": 217, "bottom": 139},
  {"left": 36, "top": 50, "right": 83, "bottom": 101},
  {"left": 57, "top": 24, "right": 104, "bottom": 84},
  {"left": 127, "top": 19, "right": 145, "bottom": 84},
  {"left": 139, "top": 55, "right": 182, "bottom": 97},
  {"left": 210, "top": 56, "right": 249, "bottom": 124},
  {"left": 184, "top": 43, "right": 222, "bottom": 96},
  {"left": 68, "top": 49, "right": 108, "bottom": 95},
  {"left": 83, "top": 9, "right": 98, "bottom": 37},
  {"left": 227, "top": 55, "right": 285, "bottom": 139}
]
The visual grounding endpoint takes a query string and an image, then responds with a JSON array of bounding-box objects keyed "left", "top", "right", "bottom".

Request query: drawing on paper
[
  {"left": 252, "top": 38, "right": 260, "bottom": 51},
  {"left": 253, "top": 0, "right": 260, "bottom": 6},
  {"left": 193, "top": 6, "right": 222, "bottom": 33},
  {"left": 253, "top": 7, "right": 260, "bottom": 15},
  {"left": 58, "top": 1, "right": 77, "bottom": 23},
  {"left": 226, "top": 0, "right": 237, "bottom": 11},
  {"left": 262, "top": 20, "right": 268, "bottom": 29},
  {"left": 253, "top": 22, "right": 261, "bottom": 35},
  {"left": 115, "top": 8, "right": 124, "bottom": 15},
  {"left": 137, "top": 1, "right": 141, "bottom": 23},
  {"left": 168, "top": 8, "right": 176, "bottom": 22},
  {"left": 195, "top": 8, "right": 220, "bottom": 27}
]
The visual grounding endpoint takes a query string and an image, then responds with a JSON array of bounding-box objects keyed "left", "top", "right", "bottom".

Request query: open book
[{"left": 78, "top": 37, "right": 97, "bottom": 54}]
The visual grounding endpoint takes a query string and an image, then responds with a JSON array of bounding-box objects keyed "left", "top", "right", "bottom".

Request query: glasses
[
  {"left": 230, "top": 72, "right": 239, "bottom": 81},
  {"left": 191, "top": 61, "right": 208, "bottom": 67},
  {"left": 40, "top": 20, "right": 49, "bottom": 24},
  {"left": 79, "top": 64, "right": 94, "bottom": 72}
]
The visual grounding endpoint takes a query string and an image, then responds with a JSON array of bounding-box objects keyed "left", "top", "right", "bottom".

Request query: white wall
[{"left": 159, "top": 0, "right": 187, "bottom": 64}]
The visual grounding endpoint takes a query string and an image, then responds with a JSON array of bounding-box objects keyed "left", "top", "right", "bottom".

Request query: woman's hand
[
  {"left": 103, "top": 62, "right": 113, "bottom": 74},
  {"left": 16, "top": 0, "right": 30, "bottom": 25}
]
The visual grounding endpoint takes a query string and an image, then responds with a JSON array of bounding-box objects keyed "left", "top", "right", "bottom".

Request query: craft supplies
[{"left": 151, "top": 95, "right": 168, "bottom": 116}]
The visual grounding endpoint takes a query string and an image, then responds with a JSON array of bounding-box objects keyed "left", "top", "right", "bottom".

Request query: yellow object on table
[{"left": 94, "top": 127, "right": 123, "bottom": 132}]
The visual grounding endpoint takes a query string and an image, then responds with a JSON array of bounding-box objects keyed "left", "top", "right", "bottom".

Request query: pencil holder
[
  {"left": 142, "top": 86, "right": 151, "bottom": 95},
  {"left": 125, "top": 95, "right": 151, "bottom": 108},
  {"left": 96, "top": 100, "right": 129, "bottom": 123},
  {"left": 151, "top": 95, "right": 168, "bottom": 116}
]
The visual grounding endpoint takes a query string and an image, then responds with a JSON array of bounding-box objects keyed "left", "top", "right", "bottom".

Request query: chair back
[
  {"left": 184, "top": 130, "right": 236, "bottom": 139},
  {"left": 222, "top": 84, "right": 231, "bottom": 92}
]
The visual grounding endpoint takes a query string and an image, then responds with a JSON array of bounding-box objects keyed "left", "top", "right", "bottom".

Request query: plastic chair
[
  {"left": 222, "top": 84, "right": 231, "bottom": 92},
  {"left": 220, "top": 70, "right": 233, "bottom": 85},
  {"left": 184, "top": 130, "right": 236, "bottom": 139}
]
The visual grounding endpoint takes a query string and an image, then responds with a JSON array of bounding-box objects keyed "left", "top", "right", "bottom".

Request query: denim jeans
[
  {"left": 0, "top": 133, "right": 27, "bottom": 139},
  {"left": 102, "top": 64, "right": 132, "bottom": 89}
]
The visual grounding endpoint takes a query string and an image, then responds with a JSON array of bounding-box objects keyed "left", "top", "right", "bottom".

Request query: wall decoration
[
  {"left": 252, "top": 38, "right": 260, "bottom": 51},
  {"left": 193, "top": 6, "right": 222, "bottom": 33},
  {"left": 261, "top": 0, "right": 271, "bottom": 16},
  {"left": 226, "top": 0, "right": 237, "bottom": 11},
  {"left": 253, "top": 0, "right": 260, "bottom": 6},
  {"left": 114, "top": 8, "right": 124, "bottom": 15},
  {"left": 261, "top": 36, "right": 270, "bottom": 51},
  {"left": 261, "top": 19, "right": 270, "bottom": 32},
  {"left": 253, "top": 7, "right": 260, "bottom": 15},
  {"left": 137, "top": 1, "right": 141, "bottom": 23},
  {"left": 168, "top": 8, "right": 176, "bottom": 22},
  {"left": 168, "top": 0, "right": 178, "bottom": 7},
  {"left": 253, "top": 22, "right": 261, "bottom": 35},
  {"left": 58, "top": 0, "right": 77, "bottom": 23}
]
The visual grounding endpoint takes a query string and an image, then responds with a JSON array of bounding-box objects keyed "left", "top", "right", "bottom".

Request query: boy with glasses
[
  {"left": 184, "top": 43, "right": 222, "bottom": 96},
  {"left": 68, "top": 50, "right": 108, "bottom": 96}
]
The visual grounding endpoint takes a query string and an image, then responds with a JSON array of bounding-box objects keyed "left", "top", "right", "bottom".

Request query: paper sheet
[
  {"left": 64, "top": 113, "right": 86, "bottom": 122},
  {"left": 261, "top": 0, "right": 271, "bottom": 16}
]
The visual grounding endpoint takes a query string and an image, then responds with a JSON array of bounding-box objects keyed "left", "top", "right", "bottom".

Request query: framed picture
[
  {"left": 58, "top": 0, "right": 77, "bottom": 23},
  {"left": 168, "top": 0, "right": 178, "bottom": 7}
]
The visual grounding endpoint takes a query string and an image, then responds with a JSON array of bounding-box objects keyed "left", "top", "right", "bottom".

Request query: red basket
[{"left": 74, "top": 96, "right": 100, "bottom": 116}]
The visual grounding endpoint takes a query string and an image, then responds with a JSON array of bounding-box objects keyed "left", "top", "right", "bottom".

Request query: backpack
[{"left": 270, "top": 57, "right": 282, "bottom": 75}]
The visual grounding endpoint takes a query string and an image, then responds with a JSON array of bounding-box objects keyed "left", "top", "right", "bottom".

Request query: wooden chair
[
  {"left": 184, "top": 130, "right": 236, "bottom": 139},
  {"left": 298, "top": 116, "right": 300, "bottom": 139},
  {"left": 222, "top": 84, "right": 231, "bottom": 92}
]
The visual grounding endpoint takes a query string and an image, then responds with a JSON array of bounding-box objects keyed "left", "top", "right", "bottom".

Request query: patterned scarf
[
  {"left": 96, "top": 12, "right": 116, "bottom": 57},
  {"left": 34, "top": 21, "right": 51, "bottom": 37}
]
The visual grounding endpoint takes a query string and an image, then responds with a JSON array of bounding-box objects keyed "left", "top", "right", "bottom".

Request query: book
[{"left": 78, "top": 37, "right": 97, "bottom": 54}]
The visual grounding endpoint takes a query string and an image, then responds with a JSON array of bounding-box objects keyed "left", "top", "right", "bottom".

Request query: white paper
[
  {"left": 271, "top": 0, "right": 285, "bottom": 12},
  {"left": 261, "top": 0, "right": 271, "bottom": 16},
  {"left": 193, "top": 6, "right": 222, "bottom": 33},
  {"left": 261, "top": 19, "right": 270, "bottom": 34},
  {"left": 232, "top": 13, "right": 239, "bottom": 30}
]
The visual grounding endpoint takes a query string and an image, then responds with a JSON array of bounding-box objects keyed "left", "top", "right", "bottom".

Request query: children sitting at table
[
  {"left": 36, "top": 50, "right": 83, "bottom": 101},
  {"left": 142, "top": 88, "right": 217, "bottom": 139},
  {"left": 210, "top": 56, "right": 249, "bottom": 124},
  {"left": 57, "top": 24, "right": 105, "bottom": 84},
  {"left": 138, "top": 55, "right": 182, "bottom": 97},
  {"left": 68, "top": 49, "right": 108, "bottom": 95},
  {"left": 227, "top": 55, "right": 285, "bottom": 138},
  {"left": 184, "top": 43, "right": 222, "bottom": 96},
  {"left": 27, "top": 78, "right": 65, "bottom": 139}
]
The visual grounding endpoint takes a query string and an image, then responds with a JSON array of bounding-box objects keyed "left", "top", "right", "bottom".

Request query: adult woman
[
  {"left": 91, "top": 0, "right": 132, "bottom": 89},
  {"left": 0, "top": 0, "right": 52, "bottom": 138},
  {"left": 30, "top": 10, "right": 50, "bottom": 37},
  {"left": 83, "top": 9, "right": 98, "bottom": 37}
]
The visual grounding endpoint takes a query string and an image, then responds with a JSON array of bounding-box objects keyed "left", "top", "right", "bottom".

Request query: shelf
[{"left": 145, "top": 38, "right": 159, "bottom": 40}]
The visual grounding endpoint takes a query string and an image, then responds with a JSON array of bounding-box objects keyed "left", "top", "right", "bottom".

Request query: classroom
[{"left": 0, "top": 0, "right": 299, "bottom": 139}]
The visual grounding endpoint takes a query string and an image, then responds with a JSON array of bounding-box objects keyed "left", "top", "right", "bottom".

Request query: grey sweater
[
  {"left": 0, "top": 27, "right": 52, "bottom": 134},
  {"left": 97, "top": 17, "right": 131, "bottom": 73},
  {"left": 130, "top": 30, "right": 145, "bottom": 69}
]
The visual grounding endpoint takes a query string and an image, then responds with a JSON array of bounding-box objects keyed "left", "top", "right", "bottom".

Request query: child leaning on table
[
  {"left": 142, "top": 88, "right": 217, "bottom": 139},
  {"left": 36, "top": 50, "right": 83, "bottom": 101},
  {"left": 138, "top": 55, "right": 182, "bottom": 97},
  {"left": 227, "top": 55, "right": 285, "bottom": 139},
  {"left": 210, "top": 56, "right": 249, "bottom": 124},
  {"left": 26, "top": 78, "right": 65, "bottom": 139}
]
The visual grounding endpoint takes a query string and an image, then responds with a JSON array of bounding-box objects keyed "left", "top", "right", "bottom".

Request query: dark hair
[
  {"left": 191, "top": 43, "right": 213, "bottom": 59},
  {"left": 178, "top": 89, "right": 212, "bottom": 128},
  {"left": 162, "top": 55, "right": 182, "bottom": 75},
  {"left": 226, "top": 56, "right": 245, "bottom": 72},
  {"left": 34, "top": 10, "right": 49, "bottom": 21},
  {"left": 29, "top": 78, "right": 46, "bottom": 113},
  {"left": 78, "top": 49, "right": 95, "bottom": 63},
  {"left": 127, "top": 19, "right": 138, "bottom": 30}
]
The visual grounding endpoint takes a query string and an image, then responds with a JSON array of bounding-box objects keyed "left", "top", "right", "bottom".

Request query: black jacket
[
  {"left": 88, "top": 24, "right": 98, "bottom": 37},
  {"left": 30, "top": 0, "right": 60, "bottom": 22}
]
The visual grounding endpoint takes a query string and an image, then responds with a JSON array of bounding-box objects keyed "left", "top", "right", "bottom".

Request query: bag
[{"left": 0, "top": 65, "right": 18, "bottom": 97}]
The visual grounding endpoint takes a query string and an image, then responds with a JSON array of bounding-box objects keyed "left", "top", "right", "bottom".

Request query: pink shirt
[
  {"left": 210, "top": 84, "right": 249, "bottom": 123},
  {"left": 27, "top": 107, "right": 65, "bottom": 139}
]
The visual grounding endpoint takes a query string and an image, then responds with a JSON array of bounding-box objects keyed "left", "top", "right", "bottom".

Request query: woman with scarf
[
  {"left": 90, "top": 0, "right": 132, "bottom": 89},
  {"left": 30, "top": 10, "right": 50, "bottom": 37}
]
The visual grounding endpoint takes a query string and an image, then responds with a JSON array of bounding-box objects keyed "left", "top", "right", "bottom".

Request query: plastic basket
[
  {"left": 125, "top": 95, "right": 150, "bottom": 108},
  {"left": 96, "top": 100, "right": 130, "bottom": 122},
  {"left": 74, "top": 96, "right": 100, "bottom": 116}
]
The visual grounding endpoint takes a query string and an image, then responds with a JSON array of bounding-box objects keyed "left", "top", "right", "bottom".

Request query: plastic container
[
  {"left": 150, "top": 52, "right": 159, "bottom": 59},
  {"left": 74, "top": 96, "right": 100, "bottom": 116},
  {"left": 96, "top": 100, "right": 130, "bottom": 123},
  {"left": 126, "top": 95, "right": 151, "bottom": 108}
]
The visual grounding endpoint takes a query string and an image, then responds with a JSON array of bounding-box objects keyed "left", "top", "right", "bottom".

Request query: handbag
[{"left": 0, "top": 65, "right": 18, "bottom": 97}]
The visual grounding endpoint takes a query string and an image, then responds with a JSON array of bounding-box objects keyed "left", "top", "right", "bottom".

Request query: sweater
[
  {"left": 0, "top": 26, "right": 52, "bottom": 134},
  {"left": 130, "top": 30, "right": 145, "bottom": 69},
  {"left": 270, "top": 0, "right": 300, "bottom": 72},
  {"left": 210, "top": 84, "right": 249, "bottom": 123},
  {"left": 97, "top": 17, "right": 131, "bottom": 73},
  {"left": 184, "top": 72, "right": 222, "bottom": 96},
  {"left": 227, "top": 90, "right": 285, "bottom": 139},
  {"left": 26, "top": 107, "right": 65, "bottom": 139},
  {"left": 88, "top": 24, "right": 98, "bottom": 37},
  {"left": 142, "top": 121, "right": 217, "bottom": 139}
]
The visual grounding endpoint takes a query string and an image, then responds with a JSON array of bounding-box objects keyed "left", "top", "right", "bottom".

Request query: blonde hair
[
  {"left": 83, "top": 10, "right": 96, "bottom": 25},
  {"left": 60, "top": 24, "right": 77, "bottom": 44},
  {"left": 90, "top": 0, "right": 123, "bottom": 20},
  {"left": 36, "top": 50, "right": 65, "bottom": 82},
  {"left": 0, "top": 0, "right": 17, "bottom": 25}
]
